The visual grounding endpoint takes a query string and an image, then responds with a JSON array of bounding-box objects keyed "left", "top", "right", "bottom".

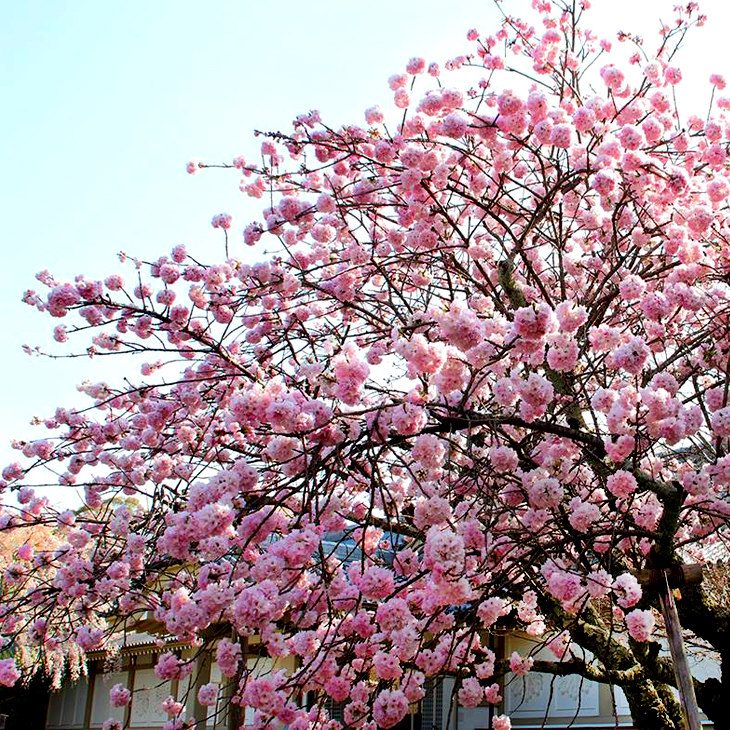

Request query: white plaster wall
[{"left": 90, "top": 671, "right": 126, "bottom": 728}]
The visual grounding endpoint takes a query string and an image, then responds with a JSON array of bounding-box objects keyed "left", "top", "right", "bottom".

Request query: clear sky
[{"left": 1, "top": 0, "right": 728, "bottom": 494}]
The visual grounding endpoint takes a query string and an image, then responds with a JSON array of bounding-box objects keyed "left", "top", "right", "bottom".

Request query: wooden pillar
[
  {"left": 226, "top": 637, "right": 248, "bottom": 730},
  {"left": 82, "top": 663, "right": 96, "bottom": 730},
  {"left": 453, "top": 680, "right": 459, "bottom": 730},
  {"left": 123, "top": 657, "right": 136, "bottom": 729},
  {"left": 658, "top": 571, "right": 702, "bottom": 730},
  {"left": 193, "top": 649, "right": 213, "bottom": 728}
]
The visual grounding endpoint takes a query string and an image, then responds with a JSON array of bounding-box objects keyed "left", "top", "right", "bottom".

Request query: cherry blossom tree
[{"left": 2, "top": 1, "right": 730, "bottom": 728}]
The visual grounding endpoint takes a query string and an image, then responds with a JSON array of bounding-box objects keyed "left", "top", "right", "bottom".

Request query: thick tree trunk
[
  {"left": 622, "top": 679, "right": 679, "bottom": 730},
  {"left": 655, "top": 683, "right": 684, "bottom": 729}
]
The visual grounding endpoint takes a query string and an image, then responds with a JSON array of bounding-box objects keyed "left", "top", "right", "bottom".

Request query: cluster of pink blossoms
[
  {"left": 625, "top": 609, "right": 656, "bottom": 642},
  {"left": 0, "top": 659, "right": 19, "bottom": 687},
  {"left": 4, "top": 2, "right": 730, "bottom": 728}
]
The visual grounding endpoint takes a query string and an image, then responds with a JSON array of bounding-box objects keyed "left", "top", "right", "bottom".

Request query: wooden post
[
  {"left": 123, "top": 658, "right": 136, "bottom": 729},
  {"left": 227, "top": 636, "right": 248, "bottom": 730},
  {"left": 193, "top": 648, "right": 213, "bottom": 728},
  {"left": 82, "top": 665, "right": 96, "bottom": 730},
  {"left": 658, "top": 570, "right": 702, "bottom": 730}
]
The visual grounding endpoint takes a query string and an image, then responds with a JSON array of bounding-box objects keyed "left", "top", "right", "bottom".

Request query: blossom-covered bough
[{"left": 3, "top": 1, "right": 730, "bottom": 728}]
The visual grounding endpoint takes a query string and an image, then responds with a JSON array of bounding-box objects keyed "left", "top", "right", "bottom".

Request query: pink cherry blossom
[
  {"left": 606, "top": 471, "right": 638, "bottom": 499},
  {"left": 0, "top": 659, "right": 19, "bottom": 687},
  {"left": 373, "top": 689, "right": 409, "bottom": 729},
  {"left": 458, "top": 677, "right": 484, "bottom": 707},
  {"left": 509, "top": 651, "right": 534, "bottom": 675},
  {"left": 625, "top": 609, "right": 656, "bottom": 641},
  {"left": 197, "top": 683, "right": 219, "bottom": 706},
  {"left": 492, "top": 716, "right": 511, "bottom": 730},
  {"left": 110, "top": 684, "right": 131, "bottom": 708},
  {"left": 613, "top": 573, "right": 642, "bottom": 608}
]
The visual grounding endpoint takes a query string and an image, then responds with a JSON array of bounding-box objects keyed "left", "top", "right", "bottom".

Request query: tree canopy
[{"left": 3, "top": 2, "right": 730, "bottom": 728}]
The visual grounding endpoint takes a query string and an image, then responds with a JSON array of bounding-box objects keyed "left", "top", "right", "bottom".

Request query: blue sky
[{"left": 1, "top": 0, "right": 728, "bottom": 493}]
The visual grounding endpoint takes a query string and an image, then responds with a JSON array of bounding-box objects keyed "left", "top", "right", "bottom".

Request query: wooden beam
[{"left": 636, "top": 564, "right": 703, "bottom": 590}]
